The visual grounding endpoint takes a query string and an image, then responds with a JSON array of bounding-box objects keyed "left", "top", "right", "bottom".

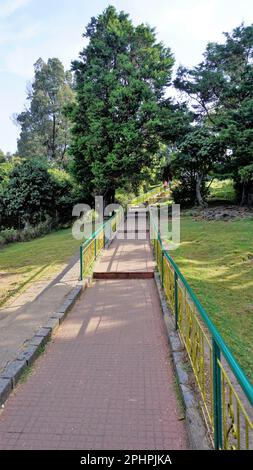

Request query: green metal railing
[
  {"left": 150, "top": 214, "right": 253, "bottom": 450},
  {"left": 79, "top": 184, "right": 165, "bottom": 280},
  {"left": 80, "top": 210, "right": 123, "bottom": 281}
]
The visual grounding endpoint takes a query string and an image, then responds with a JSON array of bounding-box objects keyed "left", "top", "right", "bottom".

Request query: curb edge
[
  {"left": 0, "top": 279, "right": 87, "bottom": 408},
  {"left": 154, "top": 271, "right": 212, "bottom": 450}
]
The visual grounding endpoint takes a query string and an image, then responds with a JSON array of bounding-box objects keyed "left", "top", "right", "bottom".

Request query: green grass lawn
[
  {"left": 208, "top": 178, "right": 236, "bottom": 202},
  {"left": 0, "top": 228, "right": 81, "bottom": 306},
  {"left": 165, "top": 216, "right": 253, "bottom": 382}
]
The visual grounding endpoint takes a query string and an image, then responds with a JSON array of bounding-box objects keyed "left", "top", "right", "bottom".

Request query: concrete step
[{"left": 93, "top": 272, "right": 154, "bottom": 279}]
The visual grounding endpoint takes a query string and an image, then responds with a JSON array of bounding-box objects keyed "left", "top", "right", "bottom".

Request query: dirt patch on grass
[{"left": 187, "top": 205, "right": 253, "bottom": 221}]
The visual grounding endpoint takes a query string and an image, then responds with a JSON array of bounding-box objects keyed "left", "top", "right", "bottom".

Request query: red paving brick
[{"left": 0, "top": 236, "right": 189, "bottom": 450}]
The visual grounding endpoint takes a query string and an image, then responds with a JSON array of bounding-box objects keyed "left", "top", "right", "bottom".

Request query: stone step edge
[{"left": 93, "top": 272, "right": 154, "bottom": 279}]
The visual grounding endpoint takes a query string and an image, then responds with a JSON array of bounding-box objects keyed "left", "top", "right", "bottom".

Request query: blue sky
[{"left": 0, "top": 0, "right": 253, "bottom": 153}]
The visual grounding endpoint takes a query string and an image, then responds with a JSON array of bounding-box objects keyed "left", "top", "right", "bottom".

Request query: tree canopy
[
  {"left": 2, "top": 10, "right": 253, "bottom": 217},
  {"left": 69, "top": 5, "right": 174, "bottom": 204},
  {"left": 16, "top": 58, "right": 75, "bottom": 165},
  {"left": 174, "top": 23, "right": 253, "bottom": 205}
]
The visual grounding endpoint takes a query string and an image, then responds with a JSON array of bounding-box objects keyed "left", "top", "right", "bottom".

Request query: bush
[
  {"left": 0, "top": 218, "right": 55, "bottom": 247},
  {"left": 0, "top": 228, "right": 19, "bottom": 246},
  {"left": 0, "top": 160, "right": 84, "bottom": 232},
  {"left": 115, "top": 189, "right": 135, "bottom": 210},
  {"left": 0, "top": 159, "right": 54, "bottom": 228}
]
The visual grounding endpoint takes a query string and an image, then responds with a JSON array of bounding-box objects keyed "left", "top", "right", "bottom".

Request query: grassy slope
[
  {"left": 208, "top": 178, "right": 236, "bottom": 202},
  {"left": 167, "top": 216, "right": 253, "bottom": 381},
  {"left": 0, "top": 228, "right": 80, "bottom": 306}
]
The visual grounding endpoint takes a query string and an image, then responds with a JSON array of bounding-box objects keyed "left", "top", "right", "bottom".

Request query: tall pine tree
[
  {"left": 16, "top": 58, "right": 75, "bottom": 164},
  {"left": 70, "top": 6, "right": 174, "bottom": 204}
]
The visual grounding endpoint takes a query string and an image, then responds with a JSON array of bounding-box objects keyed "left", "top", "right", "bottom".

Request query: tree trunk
[
  {"left": 52, "top": 114, "right": 56, "bottom": 161},
  {"left": 103, "top": 187, "right": 116, "bottom": 212},
  {"left": 196, "top": 173, "right": 206, "bottom": 207},
  {"left": 240, "top": 182, "right": 246, "bottom": 206}
]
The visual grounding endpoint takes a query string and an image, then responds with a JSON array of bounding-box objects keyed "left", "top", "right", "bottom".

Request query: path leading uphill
[{"left": 0, "top": 210, "right": 188, "bottom": 450}]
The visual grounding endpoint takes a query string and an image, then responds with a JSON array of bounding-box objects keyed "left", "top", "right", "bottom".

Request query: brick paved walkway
[{"left": 0, "top": 219, "right": 188, "bottom": 450}]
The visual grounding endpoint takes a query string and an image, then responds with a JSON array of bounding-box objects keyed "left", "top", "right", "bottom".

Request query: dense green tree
[
  {"left": 174, "top": 23, "right": 253, "bottom": 205},
  {"left": 0, "top": 150, "right": 5, "bottom": 163},
  {"left": 69, "top": 6, "right": 174, "bottom": 205},
  {"left": 16, "top": 58, "right": 75, "bottom": 164},
  {"left": 1, "top": 160, "right": 54, "bottom": 227},
  {"left": 48, "top": 168, "right": 83, "bottom": 224},
  {"left": 171, "top": 127, "right": 224, "bottom": 207},
  {"left": 0, "top": 159, "right": 82, "bottom": 230}
]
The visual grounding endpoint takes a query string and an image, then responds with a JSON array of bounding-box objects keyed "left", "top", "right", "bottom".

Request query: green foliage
[
  {"left": 0, "top": 219, "right": 54, "bottom": 246},
  {"left": 16, "top": 58, "right": 75, "bottom": 164},
  {"left": 0, "top": 161, "right": 14, "bottom": 187},
  {"left": 0, "top": 149, "right": 5, "bottom": 163},
  {"left": 69, "top": 6, "right": 174, "bottom": 202},
  {"left": 1, "top": 159, "right": 53, "bottom": 227},
  {"left": 238, "top": 164, "right": 253, "bottom": 183},
  {"left": 208, "top": 179, "right": 236, "bottom": 202},
  {"left": 171, "top": 127, "right": 223, "bottom": 206},
  {"left": 174, "top": 23, "right": 253, "bottom": 206},
  {"left": 172, "top": 177, "right": 207, "bottom": 208},
  {"left": 0, "top": 160, "right": 81, "bottom": 232},
  {"left": 48, "top": 168, "right": 82, "bottom": 223}
]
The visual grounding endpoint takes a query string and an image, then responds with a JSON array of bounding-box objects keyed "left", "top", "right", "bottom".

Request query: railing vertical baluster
[
  {"left": 94, "top": 237, "right": 97, "bottom": 259},
  {"left": 80, "top": 245, "right": 83, "bottom": 281},
  {"left": 212, "top": 339, "right": 223, "bottom": 450},
  {"left": 161, "top": 249, "right": 164, "bottom": 287},
  {"left": 174, "top": 271, "right": 179, "bottom": 330}
]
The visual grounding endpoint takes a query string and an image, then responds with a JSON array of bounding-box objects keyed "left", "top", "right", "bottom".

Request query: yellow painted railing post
[
  {"left": 174, "top": 271, "right": 179, "bottom": 330},
  {"left": 212, "top": 339, "right": 223, "bottom": 450},
  {"left": 80, "top": 245, "right": 83, "bottom": 281}
]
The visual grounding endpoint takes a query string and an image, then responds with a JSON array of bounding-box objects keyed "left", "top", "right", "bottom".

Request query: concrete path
[
  {"left": 0, "top": 255, "right": 80, "bottom": 372},
  {"left": 94, "top": 239, "right": 154, "bottom": 274},
  {"left": 94, "top": 209, "right": 154, "bottom": 275},
  {"left": 0, "top": 216, "right": 188, "bottom": 450}
]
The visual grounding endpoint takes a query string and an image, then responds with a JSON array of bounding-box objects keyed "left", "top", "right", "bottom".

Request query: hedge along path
[{"left": 0, "top": 209, "right": 188, "bottom": 450}]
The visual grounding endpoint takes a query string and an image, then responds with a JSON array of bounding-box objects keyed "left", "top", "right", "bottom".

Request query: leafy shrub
[
  {"left": 0, "top": 160, "right": 83, "bottom": 232},
  {"left": 0, "top": 218, "right": 55, "bottom": 246},
  {"left": 0, "top": 159, "right": 54, "bottom": 228},
  {"left": 0, "top": 228, "right": 19, "bottom": 246},
  {"left": 115, "top": 189, "right": 135, "bottom": 210}
]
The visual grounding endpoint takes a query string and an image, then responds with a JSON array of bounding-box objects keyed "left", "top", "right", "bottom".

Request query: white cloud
[{"left": 0, "top": 0, "right": 31, "bottom": 18}]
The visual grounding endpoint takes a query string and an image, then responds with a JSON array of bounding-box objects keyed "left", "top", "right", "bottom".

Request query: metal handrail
[
  {"left": 152, "top": 222, "right": 253, "bottom": 405},
  {"left": 79, "top": 211, "right": 122, "bottom": 280},
  {"left": 150, "top": 214, "right": 253, "bottom": 450}
]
